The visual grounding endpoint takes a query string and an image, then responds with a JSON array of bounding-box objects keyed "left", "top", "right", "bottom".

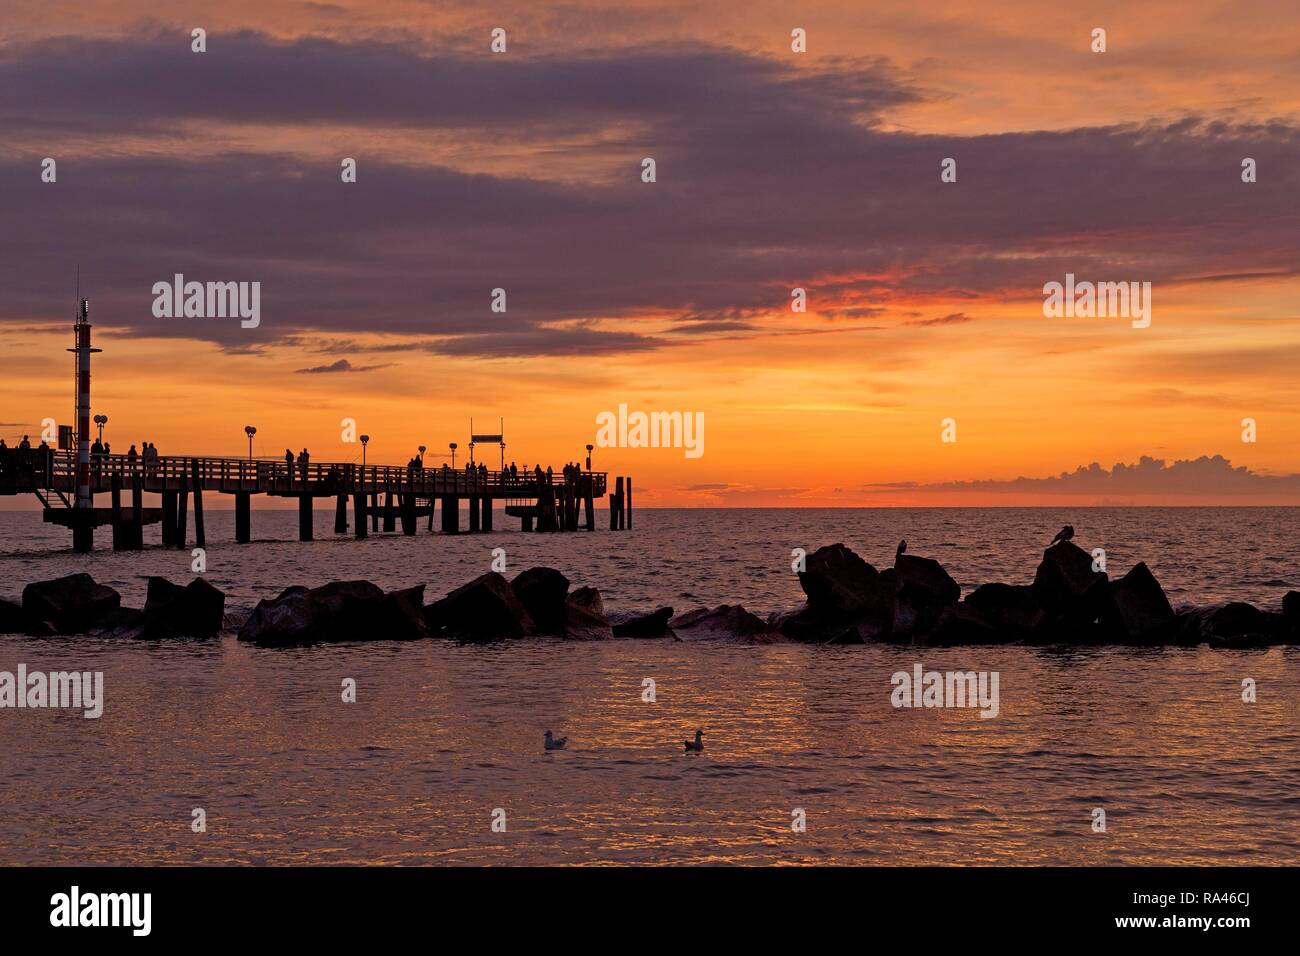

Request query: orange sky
[{"left": 1, "top": 0, "right": 1298, "bottom": 507}]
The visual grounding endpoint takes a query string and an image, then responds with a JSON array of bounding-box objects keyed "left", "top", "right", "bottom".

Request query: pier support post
[
  {"left": 584, "top": 481, "right": 595, "bottom": 532},
  {"left": 625, "top": 476, "right": 632, "bottom": 530},
  {"left": 468, "top": 495, "right": 481, "bottom": 533},
  {"left": 335, "top": 493, "right": 348, "bottom": 534},
  {"left": 521, "top": 514, "right": 533, "bottom": 532},
  {"left": 610, "top": 477, "right": 624, "bottom": 530},
  {"left": 371, "top": 492, "right": 379, "bottom": 532},
  {"left": 190, "top": 458, "right": 205, "bottom": 549},
  {"left": 353, "top": 491, "right": 367, "bottom": 539},
  {"left": 426, "top": 497, "right": 435, "bottom": 531},
  {"left": 298, "top": 493, "right": 313, "bottom": 541},
  {"left": 235, "top": 492, "right": 251, "bottom": 543},
  {"left": 111, "top": 473, "right": 125, "bottom": 551},
  {"left": 130, "top": 478, "right": 144, "bottom": 549},
  {"left": 441, "top": 496, "right": 459, "bottom": 534},
  {"left": 72, "top": 516, "right": 93, "bottom": 553},
  {"left": 162, "top": 491, "right": 177, "bottom": 547},
  {"left": 482, "top": 498, "right": 493, "bottom": 532},
  {"left": 176, "top": 477, "right": 189, "bottom": 548},
  {"left": 400, "top": 494, "right": 416, "bottom": 535},
  {"left": 383, "top": 491, "right": 395, "bottom": 532}
]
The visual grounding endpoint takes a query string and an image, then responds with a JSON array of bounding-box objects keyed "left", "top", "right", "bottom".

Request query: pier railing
[{"left": 2, "top": 449, "right": 607, "bottom": 500}]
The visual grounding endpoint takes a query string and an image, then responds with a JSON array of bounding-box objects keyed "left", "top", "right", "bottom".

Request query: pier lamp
[
  {"left": 585, "top": 443, "right": 593, "bottom": 470},
  {"left": 449, "top": 442, "right": 457, "bottom": 468},
  {"left": 94, "top": 414, "right": 108, "bottom": 442},
  {"left": 244, "top": 425, "right": 256, "bottom": 460},
  {"left": 360, "top": 434, "right": 370, "bottom": 467},
  {"left": 500, "top": 440, "right": 506, "bottom": 473}
]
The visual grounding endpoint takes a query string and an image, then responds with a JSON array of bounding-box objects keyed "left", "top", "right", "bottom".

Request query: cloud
[
  {"left": 907, "top": 312, "right": 973, "bottom": 327},
  {"left": 295, "top": 358, "right": 389, "bottom": 373},
  {"left": 865, "top": 455, "right": 1300, "bottom": 499},
  {"left": 0, "top": 31, "right": 1297, "bottom": 362}
]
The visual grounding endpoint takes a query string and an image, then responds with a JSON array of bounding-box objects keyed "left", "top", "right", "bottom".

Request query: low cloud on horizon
[{"left": 866, "top": 455, "right": 1300, "bottom": 499}]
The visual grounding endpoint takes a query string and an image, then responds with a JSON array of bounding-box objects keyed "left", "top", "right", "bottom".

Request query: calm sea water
[{"left": 1, "top": 507, "right": 1297, "bottom": 865}]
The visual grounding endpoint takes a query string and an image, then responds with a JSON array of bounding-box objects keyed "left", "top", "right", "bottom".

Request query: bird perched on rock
[
  {"left": 1050, "top": 525, "right": 1075, "bottom": 546},
  {"left": 896, "top": 539, "right": 907, "bottom": 558},
  {"left": 683, "top": 729, "right": 704, "bottom": 753},
  {"left": 544, "top": 730, "right": 567, "bottom": 751}
]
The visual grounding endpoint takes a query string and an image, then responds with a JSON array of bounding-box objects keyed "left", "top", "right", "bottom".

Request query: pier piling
[
  {"left": 353, "top": 490, "right": 367, "bottom": 539},
  {"left": 190, "top": 458, "right": 205, "bottom": 548},
  {"left": 235, "top": 491, "right": 251, "bottom": 543},
  {"left": 298, "top": 493, "right": 313, "bottom": 542}
]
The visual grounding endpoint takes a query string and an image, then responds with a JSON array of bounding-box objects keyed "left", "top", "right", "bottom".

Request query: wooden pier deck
[{"left": 0, "top": 450, "right": 631, "bottom": 551}]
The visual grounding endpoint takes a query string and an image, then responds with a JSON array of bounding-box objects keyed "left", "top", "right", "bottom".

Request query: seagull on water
[
  {"left": 544, "top": 730, "right": 567, "bottom": 751},
  {"left": 1050, "top": 525, "right": 1075, "bottom": 546},
  {"left": 683, "top": 729, "right": 704, "bottom": 753}
]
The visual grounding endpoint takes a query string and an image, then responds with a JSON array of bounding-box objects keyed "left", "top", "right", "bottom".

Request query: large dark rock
[
  {"left": 143, "top": 576, "right": 186, "bottom": 613},
  {"left": 964, "top": 583, "right": 1045, "bottom": 639},
  {"left": 609, "top": 607, "right": 676, "bottom": 639},
  {"left": 779, "top": 544, "right": 894, "bottom": 642},
  {"left": 511, "top": 567, "right": 570, "bottom": 634},
  {"left": 0, "top": 598, "right": 29, "bottom": 634},
  {"left": 139, "top": 577, "right": 226, "bottom": 639},
  {"left": 798, "top": 544, "right": 891, "bottom": 618},
  {"left": 894, "top": 553, "right": 960, "bottom": 605},
  {"left": 1283, "top": 591, "right": 1300, "bottom": 632},
  {"left": 1031, "top": 540, "right": 1113, "bottom": 641},
  {"left": 310, "top": 580, "right": 386, "bottom": 636},
  {"left": 239, "top": 579, "right": 419, "bottom": 645},
  {"left": 1105, "top": 562, "right": 1175, "bottom": 644},
  {"left": 1032, "top": 541, "right": 1107, "bottom": 611},
  {"left": 565, "top": 586, "right": 613, "bottom": 640},
  {"left": 425, "top": 572, "right": 535, "bottom": 640},
  {"left": 671, "top": 605, "right": 785, "bottom": 643},
  {"left": 1200, "top": 602, "right": 1281, "bottom": 646},
  {"left": 882, "top": 553, "right": 960, "bottom": 644},
  {"left": 239, "top": 588, "right": 320, "bottom": 645},
  {"left": 926, "top": 605, "right": 1003, "bottom": 645},
  {"left": 376, "top": 585, "right": 429, "bottom": 640},
  {"left": 22, "top": 573, "right": 121, "bottom": 634}
]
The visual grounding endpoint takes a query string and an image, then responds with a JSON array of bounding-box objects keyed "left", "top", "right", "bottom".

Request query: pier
[
  {"left": 0, "top": 450, "right": 628, "bottom": 551},
  {"left": 0, "top": 294, "right": 632, "bottom": 552}
]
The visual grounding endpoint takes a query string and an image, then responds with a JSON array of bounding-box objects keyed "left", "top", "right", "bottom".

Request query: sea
[{"left": 1, "top": 506, "right": 1297, "bottom": 865}]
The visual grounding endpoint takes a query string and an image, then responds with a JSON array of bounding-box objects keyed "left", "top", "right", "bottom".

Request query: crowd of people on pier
[{"left": 0, "top": 435, "right": 55, "bottom": 486}]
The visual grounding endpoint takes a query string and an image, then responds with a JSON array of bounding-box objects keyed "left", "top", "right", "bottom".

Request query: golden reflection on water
[{"left": 2, "top": 635, "right": 1298, "bottom": 865}]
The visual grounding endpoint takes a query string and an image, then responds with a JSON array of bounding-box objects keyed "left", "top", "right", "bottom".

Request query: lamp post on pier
[{"left": 244, "top": 425, "right": 256, "bottom": 460}]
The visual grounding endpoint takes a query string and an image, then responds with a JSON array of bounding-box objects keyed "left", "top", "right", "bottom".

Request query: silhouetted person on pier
[
  {"left": 18, "top": 435, "right": 30, "bottom": 450},
  {"left": 127, "top": 444, "right": 138, "bottom": 473},
  {"left": 91, "top": 438, "right": 103, "bottom": 457}
]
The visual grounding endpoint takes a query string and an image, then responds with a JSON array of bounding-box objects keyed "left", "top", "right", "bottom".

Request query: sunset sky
[{"left": 2, "top": 0, "right": 1298, "bottom": 506}]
